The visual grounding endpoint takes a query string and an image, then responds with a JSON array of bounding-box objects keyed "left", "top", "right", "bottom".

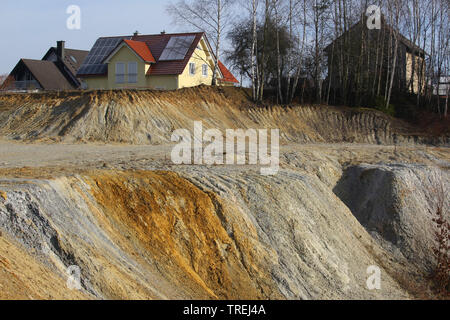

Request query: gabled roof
[
  {"left": 62, "top": 49, "right": 90, "bottom": 75},
  {"left": 325, "top": 16, "right": 426, "bottom": 56},
  {"left": 77, "top": 36, "right": 132, "bottom": 76},
  {"left": 78, "top": 32, "right": 206, "bottom": 76},
  {"left": 124, "top": 40, "right": 156, "bottom": 63},
  {"left": 105, "top": 40, "right": 156, "bottom": 63},
  {"left": 77, "top": 32, "right": 238, "bottom": 83},
  {"left": 135, "top": 32, "right": 205, "bottom": 76},
  {"left": 43, "top": 47, "right": 89, "bottom": 77},
  {"left": 19, "top": 59, "right": 74, "bottom": 90},
  {"left": 218, "top": 61, "right": 239, "bottom": 83}
]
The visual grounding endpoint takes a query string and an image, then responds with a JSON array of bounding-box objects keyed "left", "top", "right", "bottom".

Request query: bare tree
[
  {"left": 0, "top": 74, "right": 6, "bottom": 87},
  {"left": 250, "top": 0, "right": 260, "bottom": 101},
  {"left": 226, "top": 0, "right": 449, "bottom": 114},
  {"left": 401, "top": 0, "right": 449, "bottom": 115},
  {"left": 167, "top": 0, "right": 235, "bottom": 85},
  {"left": 272, "top": 0, "right": 284, "bottom": 104},
  {"left": 288, "top": 0, "right": 307, "bottom": 104},
  {"left": 385, "top": 0, "right": 401, "bottom": 109},
  {"left": 435, "top": 0, "right": 449, "bottom": 116},
  {"left": 258, "top": 0, "right": 272, "bottom": 102},
  {"left": 445, "top": 62, "right": 449, "bottom": 118}
]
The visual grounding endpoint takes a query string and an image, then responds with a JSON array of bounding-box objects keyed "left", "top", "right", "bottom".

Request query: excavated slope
[
  {"left": 0, "top": 87, "right": 448, "bottom": 300},
  {"left": 0, "top": 167, "right": 417, "bottom": 300},
  {"left": 0, "top": 87, "right": 446, "bottom": 145},
  {"left": 0, "top": 156, "right": 448, "bottom": 299},
  {"left": 335, "top": 164, "right": 450, "bottom": 276}
]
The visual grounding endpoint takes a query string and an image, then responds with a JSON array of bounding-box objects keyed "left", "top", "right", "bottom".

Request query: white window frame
[
  {"left": 115, "top": 62, "right": 125, "bottom": 84},
  {"left": 202, "top": 64, "right": 208, "bottom": 77},
  {"left": 128, "top": 62, "right": 138, "bottom": 83},
  {"left": 189, "top": 62, "right": 196, "bottom": 76}
]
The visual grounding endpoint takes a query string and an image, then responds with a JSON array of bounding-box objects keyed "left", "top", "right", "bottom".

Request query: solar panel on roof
[
  {"left": 159, "top": 35, "right": 195, "bottom": 61},
  {"left": 77, "top": 36, "right": 132, "bottom": 75}
]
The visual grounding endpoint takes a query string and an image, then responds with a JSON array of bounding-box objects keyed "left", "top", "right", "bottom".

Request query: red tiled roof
[
  {"left": 131, "top": 32, "right": 205, "bottom": 76},
  {"left": 218, "top": 61, "right": 239, "bottom": 83},
  {"left": 81, "top": 32, "right": 238, "bottom": 83},
  {"left": 135, "top": 32, "right": 238, "bottom": 82},
  {"left": 123, "top": 40, "right": 156, "bottom": 63}
]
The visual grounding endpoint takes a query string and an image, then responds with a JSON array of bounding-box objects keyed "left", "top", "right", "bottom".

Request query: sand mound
[{"left": 0, "top": 87, "right": 446, "bottom": 145}]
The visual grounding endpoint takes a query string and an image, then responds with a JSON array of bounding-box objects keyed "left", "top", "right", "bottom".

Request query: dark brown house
[
  {"left": 3, "top": 41, "right": 88, "bottom": 91},
  {"left": 324, "top": 16, "right": 426, "bottom": 99}
]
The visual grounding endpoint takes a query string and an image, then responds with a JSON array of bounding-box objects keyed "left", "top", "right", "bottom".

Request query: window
[
  {"left": 202, "top": 64, "right": 208, "bottom": 77},
  {"left": 128, "top": 62, "right": 138, "bottom": 83},
  {"left": 115, "top": 62, "right": 125, "bottom": 84},
  {"left": 189, "top": 62, "right": 196, "bottom": 76}
]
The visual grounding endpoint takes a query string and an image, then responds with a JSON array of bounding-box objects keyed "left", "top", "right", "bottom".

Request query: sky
[{"left": 0, "top": 0, "right": 192, "bottom": 75}]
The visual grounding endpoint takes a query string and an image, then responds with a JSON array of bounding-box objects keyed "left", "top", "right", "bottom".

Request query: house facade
[
  {"left": 78, "top": 32, "right": 238, "bottom": 90},
  {"left": 433, "top": 76, "right": 449, "bottom": 98}
]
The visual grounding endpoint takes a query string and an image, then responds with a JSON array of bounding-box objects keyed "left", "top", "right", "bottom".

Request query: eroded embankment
[
  {"left": 0, "top": 87, "right": 445, "bottom": 145},
  {"left": 334, "top": 164, "right": 450, "bottom": 275},
  {"left": 0, "top": 160, "right": 448, "bottom": 299},
  {"left": 2, "top": 163, "right": 446, "bottom": 300}
]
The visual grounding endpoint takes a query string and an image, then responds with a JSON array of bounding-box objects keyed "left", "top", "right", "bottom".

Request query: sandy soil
[{"left": 0, "top": 139, "right": 447, "bottom": 174}]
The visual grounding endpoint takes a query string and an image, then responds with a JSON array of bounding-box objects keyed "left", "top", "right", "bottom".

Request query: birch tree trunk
[
  {"left": 250, "top": 0, "right": 258, "bottom": 101},
  {"left": 289, "top": 0, "right": 307, "bottom": 104},
  {"left": 386, "top": 0, "right": 401, "bottom": 109},
  {"left": 167, "top": 0, "right": 235, "bottom": 87},
  {"left": 274, "top": 0, "right": 283, "bottom": 104},
  {"left": 258, "top": 0, "right": 271, "bottom": 102},
  {"left": 211, "top": 0, "right": 222, "bottom": 86}
]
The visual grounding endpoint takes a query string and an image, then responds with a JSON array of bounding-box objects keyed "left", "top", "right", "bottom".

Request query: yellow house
[
  {"left": 77, "top": 32, "right": 238, "bottom": 90},
  {"left": 406, "top": 52, "right": 426, "bottom": 95}
]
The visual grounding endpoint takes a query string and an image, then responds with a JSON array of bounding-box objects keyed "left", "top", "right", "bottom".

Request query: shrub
[
  {"left": 428, "top": 180, "right": 450, "bottom": 297},
  {"left": 373, "top": 95, "right": 396, "bottom": 117}
]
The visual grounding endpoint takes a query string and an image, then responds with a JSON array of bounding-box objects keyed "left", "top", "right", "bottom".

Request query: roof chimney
[
  {"left": 57, "top": 41, "right": 65, "bottom": 59},
  {"left": 161, "top": 30, "right": 166, "bottom": 35},
  {"left": 133, "top": 31, "right": 139, "bottom": 37}
]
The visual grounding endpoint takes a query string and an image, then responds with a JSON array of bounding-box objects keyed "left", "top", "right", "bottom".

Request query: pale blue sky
[{"left": 0, "top": 0, "right": 196, "bottom": 74}]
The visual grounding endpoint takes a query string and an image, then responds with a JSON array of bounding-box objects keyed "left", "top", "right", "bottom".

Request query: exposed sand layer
[
  {"left": 0, "top": 87, "right": 447, "bottom": 145},
  {"left": 0, "top": 88, "right": 448, "bottom": 299},
  {"left": 0, "top": 141, "right": 447, "bottom": 299}
]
